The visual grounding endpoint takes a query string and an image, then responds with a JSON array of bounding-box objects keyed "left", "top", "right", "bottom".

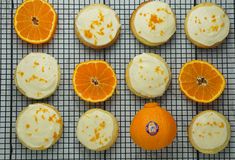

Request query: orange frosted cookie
[
  {"left": 76, "top": 109, "right": 119, "bottom": 151},
  {"left": 75, "top": 4, "right": 121, "bottom": 49},
  {"left": 185, "top": 2, "right": 230, "bottom": 48},
  {"left": 126, "top": 53, "right": 171, "bottom": 98},
  {"left": 16, "top": 103, "right": 63, "bottom": 150},
  {"left": 188, "top": 110, "right": 230, "bottom": 154},
  {"left": 15, "top": 53, "right": 60, "bottom": 99},
  {"left": 130, "top": 1, "right": 176, "bottom": 46}
]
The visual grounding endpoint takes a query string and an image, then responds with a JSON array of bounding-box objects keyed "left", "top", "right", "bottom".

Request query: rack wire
[{"left": 0, "top": 0, "right": 235, "bottom": 159}]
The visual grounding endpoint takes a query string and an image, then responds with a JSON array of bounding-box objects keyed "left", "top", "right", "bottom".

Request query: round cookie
[
  {"left": 185, "top": 2, "right": 230, "bottom": 48},
  {"left": 188, "top": 110, "right": 231, "bottom": 154},
  {"left": 16, "top": 103, "right": 63, "bottom": 150},
  {"left": 15, "top": 52, "right": 60, "bottom": 99},
  {"left": 75, "top": 4, "right": 121, "bottom": 49},
  {"left": 76, "top": 108, "right": 119, "bottom": 151},
  {"left": 126, "top": 53, "right": 171, "bottom": 98},
  {"left": 130, "top": 1, "right": 176, "bottom": 46}
]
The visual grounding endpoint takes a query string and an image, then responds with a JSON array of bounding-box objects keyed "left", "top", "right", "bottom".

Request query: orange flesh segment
[
  {"left": 179, "top": 60, "right": 225, "bottom": 103},
  {"left": 73, "top": 60, "right": 117, "bottom": 103},
  {"left": 14, "top": 0, "right": 57, "bottom": 44}
]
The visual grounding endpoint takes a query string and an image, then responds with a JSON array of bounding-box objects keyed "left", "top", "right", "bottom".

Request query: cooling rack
[{"left": 0, "top": 0, "right": 235, "bottom": 159}]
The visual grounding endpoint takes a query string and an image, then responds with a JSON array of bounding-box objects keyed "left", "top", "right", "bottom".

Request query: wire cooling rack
[{"left": 0, "top": 0, "right": 235, "bottom": 159}]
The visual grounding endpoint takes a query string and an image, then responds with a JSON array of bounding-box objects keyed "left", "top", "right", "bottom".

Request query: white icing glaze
[
  {"left": 75, "top": 4, "right": 120, "bottom": 46},
  {"left": 186, "top": 3, "right": 230, "bottom": 46},
  {"left": 76, "top": 109, "right": 116, "bottom": 150},
  {"left": 133, "top": 1, "right": 175, "bottom": 43},
  {"left": 16, "top": 103, "right": 62, "bottom": 149},
  {"left": 15, "top": 53, "right": 60, "bottom": 99},
  {"left": 191, "top": 111, "right": 228, "bottom": 150},
  {"left": 128, "top": 53, "right": 170, "bottom": 97}
]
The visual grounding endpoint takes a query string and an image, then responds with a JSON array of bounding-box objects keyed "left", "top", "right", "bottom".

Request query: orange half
[
  {"left": 14, "top": 0, "right": 57, "bottom": 44},
  {"left": 179, "top": 60, "right": 226, "bottom": 103},
  {"left": 72, "top": 60, "right": 117, "bottom": 103}
]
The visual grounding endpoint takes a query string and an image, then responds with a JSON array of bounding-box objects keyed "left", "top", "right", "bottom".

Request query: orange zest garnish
[
  {"left": 84, "top": 30, "right": 93, "bottom": 39},
  {"left": 179, "top": 60, "right": 225, "bottom": 103},
  {"left": 53, "top": 132, "right": 58, "bottom": 140},
  {"left": 148, "top": 14, "right": 164, "bottom": 30},
  {"left": 72, "top": 60, "right": 117, "bottom": 103}
]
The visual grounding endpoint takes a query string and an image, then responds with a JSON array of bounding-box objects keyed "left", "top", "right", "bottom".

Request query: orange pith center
[
  {"left": 91, "top": 77, "right": 99, "bottom": 86},
  {"left": 196, "top": 76, "right": 207, "bottom": 86},
  {"left": 32, "top": 16, "right": 39, "bottom": 25}
]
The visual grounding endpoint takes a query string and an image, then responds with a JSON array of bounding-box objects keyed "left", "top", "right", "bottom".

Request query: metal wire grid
[{"left": 0, "top": 0, "right": 235, "bottom": 159}]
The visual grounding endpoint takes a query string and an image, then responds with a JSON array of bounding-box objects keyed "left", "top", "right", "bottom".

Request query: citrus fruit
[
  {"left": 179, "top": 60, "right": 225, "bottom": 103},
  {"left": 72, "top": 60, "right": 117, "bottom": 103},
  {"left": 130, "top": 102, "right": 177, "bottom": 150},
  {"left": 14, "top": 0, "right": 57, "bottom": 44}
]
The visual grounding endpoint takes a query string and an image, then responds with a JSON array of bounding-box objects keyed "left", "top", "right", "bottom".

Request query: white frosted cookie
[
  {"left": 188, "top": 110, "right": 230, "bottom": 154},
  {"left": 185, "top": 2, "right": 230, "bottom": 48},
  {"left": 16, "top": 103, "right": 63, "bottom": 150},
  {"left": 15, "top": 52, "right": 60, "bottom": 99},
  {"left": 76, "top": 109, "right": 119, "bottom": 151},
  {"left": 75, "top": 4, "right": 121, "bottom": 49},
  {"left": 130, "top": 1, "right": 176, "bottom": 46},
  {"left": 126, "top": 53, "right": 171, "bottom": 98}
]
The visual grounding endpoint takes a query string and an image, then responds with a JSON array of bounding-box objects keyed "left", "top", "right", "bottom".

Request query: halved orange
[
  {"left": 179, "top": 60, "right": 226, "bottom": 103},
  {"left": 72, "top": 60, "right": 117, "bottom": 103},
  {"left": 14, "top": 0, "right": 57, "bottom": 44}
]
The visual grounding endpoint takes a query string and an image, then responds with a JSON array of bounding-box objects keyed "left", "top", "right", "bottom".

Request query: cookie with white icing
[
  {"left": 130, "top": 1, "right": 176, "bottom": 46},
  {"left": 126, "top": 53, "right": 171, "bottom": 98},
  {"left": 75, "top": 4, "right": 121, "bottom": 49},
  {"left": 185, "top": 2, "right": 230, "bottom": 48},
  {"left": 15, "top": 52, "right": 60, "bottom": 99},
  {"left": 16, "top": 103, "right": 63, "bottom": 150},
  {"left": 188, "top": 110, "right": 230, "bottom": 154},
  {"left": 76, "top": 109, "right": 119, "bottom": 151}
]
